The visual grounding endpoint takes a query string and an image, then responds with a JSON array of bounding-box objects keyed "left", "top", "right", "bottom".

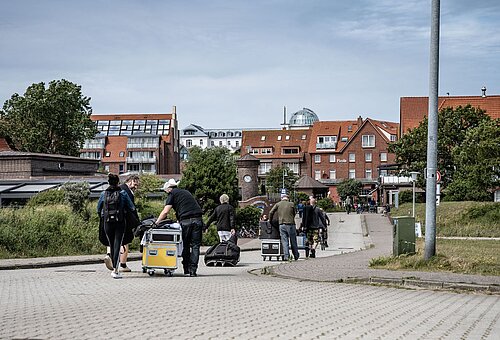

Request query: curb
[{"left": 0, "top": 247, "right": 261, "bottom": 271}]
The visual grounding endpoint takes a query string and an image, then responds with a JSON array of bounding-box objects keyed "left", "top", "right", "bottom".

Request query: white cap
[{"left": 162, "top": 178, "right": 179, "bottom": 190}]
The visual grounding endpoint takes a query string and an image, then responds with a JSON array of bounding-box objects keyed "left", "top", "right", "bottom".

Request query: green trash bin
[{"left": 392, "top": 216, "right": 416, "bottom": 256}]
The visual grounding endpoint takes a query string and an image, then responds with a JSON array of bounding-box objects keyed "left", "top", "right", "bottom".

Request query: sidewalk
[
  {"left": 0, "top": 237, "right": 261, "bottom": 270},
  {"left": 270, "top": 212, "right": 500, "bottom": 293}
]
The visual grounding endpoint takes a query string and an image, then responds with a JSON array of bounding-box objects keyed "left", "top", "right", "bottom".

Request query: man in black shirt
[{"left": 156, "top": 179, "right": 204, "bottom": 277}]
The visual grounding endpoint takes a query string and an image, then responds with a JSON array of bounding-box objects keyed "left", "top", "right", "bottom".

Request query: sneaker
[
  {"left": 119, "top": 266, "right": 131, "bottom": 273},
  {"left": 111, "top": 271, "right": 122, "bottom": 279},
  {"left": 189, "top": 272, "right": 197, "bottom": 277},
  {"left": 104, "top": 255, "right": 113, "bottom": 271}
]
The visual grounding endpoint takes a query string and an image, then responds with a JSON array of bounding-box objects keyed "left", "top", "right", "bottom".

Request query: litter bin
[{"left": 392, "top": 216, "right": 415, "bottom": 256}]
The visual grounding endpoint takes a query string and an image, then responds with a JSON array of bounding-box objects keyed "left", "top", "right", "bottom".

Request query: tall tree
[
  {"left": 180, "top": 146, "right": 238, "bottom": 213},
  {"left": 444, "top": 118, "right": 500, "bottom": 201},
  {"left": 388, "top": 105, "right": 491, "bottom": 189},
  {"left": 265, "top": 165, "right": 299, "bottom": 194},
  {"left": 336, "top": 179, "right": 362, "bottom": 201},
  {"left": 0, "top": 79, "right": 97, "bottom": 156}
]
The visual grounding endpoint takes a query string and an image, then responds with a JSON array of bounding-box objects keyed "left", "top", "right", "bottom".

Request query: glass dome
[{"left": 288, "top": 108, "right": 319, "bottom": 127}]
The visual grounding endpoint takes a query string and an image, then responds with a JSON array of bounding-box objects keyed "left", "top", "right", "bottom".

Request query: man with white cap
[
  {"left": 156, "top": 179, "right": 204, "bottom": 277},
  {"left": 268, "top": 193, "right": 300, "bottom": 261}
]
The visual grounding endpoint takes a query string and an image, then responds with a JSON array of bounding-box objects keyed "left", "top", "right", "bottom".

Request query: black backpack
[{"left": 103, "top": 189, "right": 123, "bottom": 223}]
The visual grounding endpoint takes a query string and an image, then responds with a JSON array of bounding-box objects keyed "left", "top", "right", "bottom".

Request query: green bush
[
  {"left": 235, "top": 205, "right": 261, "bottom": 230},
  {"left": 317, "top": 198, "right": 335, "bottom": 212},
  {"left": 202, "top": 225, "right": 219, "bottom": 246},
  {"left": 26, "top": 189, "right": 65, "bottom": 207},
  {"left": 61, "top": 182, "right": 90, "bottom": 214}
]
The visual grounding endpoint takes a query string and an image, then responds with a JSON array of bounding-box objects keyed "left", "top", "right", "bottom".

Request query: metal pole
[
  {"left": 425, "top": 0, "right": 440, "bottom": 260},
  {"left": 412, "top": 180, "right": 416, "bottom": 218}
]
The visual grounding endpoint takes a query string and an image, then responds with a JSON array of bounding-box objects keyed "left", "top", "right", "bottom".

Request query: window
[
  {"left": 365, "top": 153, "right": 372, "bottom": 162},
  {"left": 277, "top": 135, "right": 282, "bottom": 141},
  {"left": 105, "top": 152, "right": 111, "bottom": 157},
  {"left": 227, "top": 141, "right": 231, "bottom": 146},
  {"left": 380, "top": 152, "right": 387, "bottom": 162},
  {"left": 314, "top": 155, "right": 321, "bottom": 163},
  {"left": 349, "top": 153, "right": 355, "bottom": 162},
  {"left": 349, "top": 169, "right": 356, "bottom": 179},
  {"left": 341, "top": 137, "right": 348, "bottom": 142},
  {"left": 329, "top": 170, "right": 336, "bottom": 179},
  {"left": 219, "top": 141, "right": 223, "bottom": 147},
  {"left": 390, "top": 134, "right": 397, "bottom": 142},
  {"left": 380, "top": 169, "right": 388, "bottom": 176},
  {"left": 283, "top": 162, "right": 299, "bottom": 174},
  {"left": 259, "top": 162, "right": 272, "bottom": 174},
  {"left": 119, "top": 164, "right": 124, "bottom": 174},
  {"left": 329, "top": 155, "right": 336, "bottom": 163},
  {"left": 261, "top": 148, "right": 272, "bottom": 154},
  {"left": 186, "top": 139, "right": 192, "bottom": 147},
  {"left": 301, "top": 135, "right": 306, "bottom": 140},
  {"left": 365, "top": 169, "right": 372, "bottom": 179},
  {"left": 285, "top": 135, "right": 290, "bottom": 140},
  {"left": 200, "top": 139, "right": 204, "bottom": 146},
  {"left": 235, "top": 141, "right": 239, "bottom": 147},
  {"left": 261, "top": 136, "right": 266, "bottom": 141},
  {"left": 348, "top": 125, "right": 352, "bottom": 132},
  {"left": 184, "top": 130, "right": 195, "bottom": 135},
  {"left": 314, "top": 170, "right": 321, "bottom": 180},
  {"left": 362, "top": 135, "right": 375, "bottom": 147},
  {"left": 104, "top": 165, "right": 110, "bottom": 172},
  {"left": 282, "top": 148, "right": 298, "bottom": 155},
  {"left": 119, "top": 151, "right": 125, "bottom": 157}
]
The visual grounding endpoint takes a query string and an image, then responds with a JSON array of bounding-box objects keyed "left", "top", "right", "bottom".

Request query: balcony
[
  {"left": 316, "top": 142, "right": 337, "bottom": 150},
  {"left": 126, "top": 156, "right": 157, "bottom": 163},
  {"left": 127, "top": 142, "right": 159, "bottom": 149},
  {"left": 380, "top": 175, "right": 412, "bottom": 184}
]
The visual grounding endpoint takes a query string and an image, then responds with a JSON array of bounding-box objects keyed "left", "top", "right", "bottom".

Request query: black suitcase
[
  {"left": 259, "top": 220, "right": 280, "bottom": 239},
  {"left": 204, "top": 237, "right": 240, "bottom": 267}
]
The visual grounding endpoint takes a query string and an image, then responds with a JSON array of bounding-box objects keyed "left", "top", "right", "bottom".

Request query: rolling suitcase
[{"left": 204, "top": 235, "right": 240, "bottom": 267}]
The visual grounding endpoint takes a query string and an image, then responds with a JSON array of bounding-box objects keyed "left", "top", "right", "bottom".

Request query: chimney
[
  {"left": 172, "top": 105, "right": 177, "bottom": 114},
  {"left": 357, "top": 115, "right": 363, "bottom": 126},
  {"left": 481, "top": 86, "right": 487, "bottom": 98},
  {"left": 283, "top": 106, "right": 287, "bottom": 125}
]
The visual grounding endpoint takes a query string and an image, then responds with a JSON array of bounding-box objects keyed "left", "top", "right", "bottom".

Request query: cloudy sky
[{"left": 1, "top": 0, "right": 499, "bottom": 129}]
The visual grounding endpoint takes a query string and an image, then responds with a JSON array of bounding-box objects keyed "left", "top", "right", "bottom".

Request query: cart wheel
[
  {"left": 148, "top": 270, "right": 154, "bottom": 276},
  {"left": 262, "top": 256, "right": 266, "bottom": 261},
  {"left": 164, "top": 269, "right": 173, "bottom": 277},
  {"left": 142, "top": 267, "right": 147, "bottom": 273}
]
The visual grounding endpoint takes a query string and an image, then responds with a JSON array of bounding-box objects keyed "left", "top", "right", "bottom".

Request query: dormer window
[
  {"left": 261, "top": 136, "right": 266, "bottom": 141},
  {"left": 277, "top": 135, "right": 282, "bottom": 141}
]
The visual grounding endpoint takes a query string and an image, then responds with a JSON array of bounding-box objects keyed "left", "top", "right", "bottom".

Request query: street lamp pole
[{"left": 410, "top": 172, "right": 419, "bottom": 218}]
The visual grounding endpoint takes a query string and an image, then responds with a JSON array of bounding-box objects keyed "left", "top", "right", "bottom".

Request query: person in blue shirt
[{"left": 97, "top": 173, "right": 136, "bottom": 279}]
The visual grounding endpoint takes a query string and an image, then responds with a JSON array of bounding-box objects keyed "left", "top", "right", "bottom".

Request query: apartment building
[
  {"left": 80, "top": 107, "right": 180, "bottom": 175},
  {"left": 180, "top": 124, "right": 242, "bottom": 152}
]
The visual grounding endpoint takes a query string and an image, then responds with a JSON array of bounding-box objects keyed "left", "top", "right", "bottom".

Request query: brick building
[
  {"left": 240, "top": 109, "right": 399, "bottom": 204},
  {"left": 400, "top": 91, "right": 500, "bottom": 134},
  {"left": 80, "top": 107, "right": 180, "bottom": 175}
]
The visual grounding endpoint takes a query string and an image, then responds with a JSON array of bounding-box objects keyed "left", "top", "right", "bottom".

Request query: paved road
[{"left": 1, "top": 244, "right": 499, "bottom": 339}]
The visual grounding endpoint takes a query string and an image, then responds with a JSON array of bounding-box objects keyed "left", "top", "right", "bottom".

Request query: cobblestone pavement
[{"left": 1, "top": 247, "right": 499, "bottom": 339}]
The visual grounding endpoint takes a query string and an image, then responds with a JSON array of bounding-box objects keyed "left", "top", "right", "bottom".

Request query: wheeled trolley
[
  {"left": 261, "top": 239, "right": 284, "bottom": 261},
  {"left": 141, "top": 227, "right": 182, "bottom": 276}
]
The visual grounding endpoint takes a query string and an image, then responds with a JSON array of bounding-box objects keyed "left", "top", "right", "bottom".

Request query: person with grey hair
[
  {"left": 206, "top": 193, "right": 236, "bottom": 242},
  {"left": 269, "top": 194, "right": 300, "bottom": 261}
]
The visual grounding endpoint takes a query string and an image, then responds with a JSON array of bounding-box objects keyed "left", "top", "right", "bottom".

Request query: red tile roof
[
  {"left": 241, "top": 128, "right": 311, "bottom": 159},
  {"left": 0, "top": 138, "right": 12, "bottom": 151},
  {"left": 400, "top": 95, "right": 500, "bottom": 134}
]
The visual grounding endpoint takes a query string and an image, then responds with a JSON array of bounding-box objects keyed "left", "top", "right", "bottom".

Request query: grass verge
[{"left": 370, "top": 238, "right": 500, "bottom": 276}]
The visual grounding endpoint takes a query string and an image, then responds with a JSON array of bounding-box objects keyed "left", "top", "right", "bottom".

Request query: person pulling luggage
[
  {"left": 156, "top": 179, "right": 204, "bottom": 277},
  {"left": 269, "top": 193, "right": 300, "bottom": 261},
  {"left": 206, "top": 194, "right": 236, "bottom": 243}
]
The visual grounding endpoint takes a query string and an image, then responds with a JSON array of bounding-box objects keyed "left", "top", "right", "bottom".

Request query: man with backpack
[
  {"left": 301, "top": 196, "right": 327, "bottom": 258},
  {"left": 97, "top": 173, "right": 136, "bottom": 279}
]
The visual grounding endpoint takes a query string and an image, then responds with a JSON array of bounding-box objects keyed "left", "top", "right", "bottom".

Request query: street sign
[{"left": 436, "top": 170, "right": 442, "bottom": 183}]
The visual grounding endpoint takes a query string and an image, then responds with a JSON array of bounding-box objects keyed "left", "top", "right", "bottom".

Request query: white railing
[
  {"left": 380, "top": 176, "right": 412, "bottom": 184},
  {"left": 316, "top": 142, "right": 337, "bottom": 150},
  {"left": 126, "top": 156, "right": 157, "bottom": 163}
]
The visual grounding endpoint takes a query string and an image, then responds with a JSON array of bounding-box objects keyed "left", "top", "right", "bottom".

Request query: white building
[{"left": 180, "top": 124, "right": 242, "bottom": 152}]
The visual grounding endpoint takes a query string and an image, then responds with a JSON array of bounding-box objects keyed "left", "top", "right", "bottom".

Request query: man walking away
[
  {"left": 301, "top": 197, "right": 326, "bottom": 258},
  {"left": 269, "top": 194, "right": 300, "bottom": 261},
  {"left": 97, "top": 173, "right": 136, "bottom": 279},
  {"left": 206, "top": 194, "right": 236, "bottom": 242},
  {"left": 156, "top": 179, "right": 204, "bottom": 277}
]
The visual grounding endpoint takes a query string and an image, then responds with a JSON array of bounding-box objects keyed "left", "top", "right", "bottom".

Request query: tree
[
  {"left": 336, "top": 179, "right": 362, "bottom": 201},
  {"left": 180, "top": 146, "right": 238, "bottom": 213},
  {"left": 389, "top": 105, "right": 491, "bottom": 189},
  {"left": 265, "top": 166, "right": 299, "bottom": 194},
  {"left": 444, "top": 118, "right": 500, "bottom": 201},
  {"left": 0, "top": 79, "right": 97, "bottom": 156}
]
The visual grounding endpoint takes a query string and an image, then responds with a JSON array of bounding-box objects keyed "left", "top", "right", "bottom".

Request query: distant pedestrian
[
  {"left": 269, "top": 194, "right": 300, "bottom": 261},
  {"left": 301, "top": 197, "right": 326, "bottom": 258},
  {"left": 97, "top": 173, "right": 136, "bottom": 279},
  {"left": 345, "top": 196, "right": 352, "bottom": 214},
  {"left": 297, "top": 201, "right": 305, "bottom": 218},
  {"left": 156, "top": 179, "right": 204, "bottom": 277},
  {"left": 206, "top": 194, "right": 236, "bottom": 243}
]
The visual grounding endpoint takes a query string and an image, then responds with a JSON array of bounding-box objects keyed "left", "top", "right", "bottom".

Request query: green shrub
[
  {"left": 202, "top": 225, "right": 219, "bottom": 246},
  {"left": 235, "top": 205, "right": 261, "bottom": 230},
  {"left": 317, "top": 197, "right": 335, "bottom": 212},
  {"left": 26, "top": 189, "right": 65, "bottom": 207},
  {"left": 60, "top": 182, "right": 90, "bottom": 214}
]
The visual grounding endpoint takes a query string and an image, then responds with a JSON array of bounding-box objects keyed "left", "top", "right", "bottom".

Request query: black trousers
[
  {"left": 180, "top": 218, "right": 203, "bottom": 274},
  {"left": 104, "top": 221, "right": 125, "bottom": 269}
]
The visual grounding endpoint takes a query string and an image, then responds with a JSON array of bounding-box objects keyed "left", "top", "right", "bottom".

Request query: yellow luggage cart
[{"left": 141, "top": 227, "right": 182, "bottom": 277}]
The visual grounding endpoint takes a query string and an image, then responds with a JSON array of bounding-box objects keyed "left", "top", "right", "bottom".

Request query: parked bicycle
[{"left": 238, "top": 226, "right": 257, "bottom": 238}]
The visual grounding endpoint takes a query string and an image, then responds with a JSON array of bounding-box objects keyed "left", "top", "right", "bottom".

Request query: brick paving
[{"left": 0, "top": 214, "right": 499, "bottom": 339}]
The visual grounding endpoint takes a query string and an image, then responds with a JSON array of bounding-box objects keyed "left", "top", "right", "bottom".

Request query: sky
[{"left": 1, "top": 0, "right": 499, "bottom": 129}]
